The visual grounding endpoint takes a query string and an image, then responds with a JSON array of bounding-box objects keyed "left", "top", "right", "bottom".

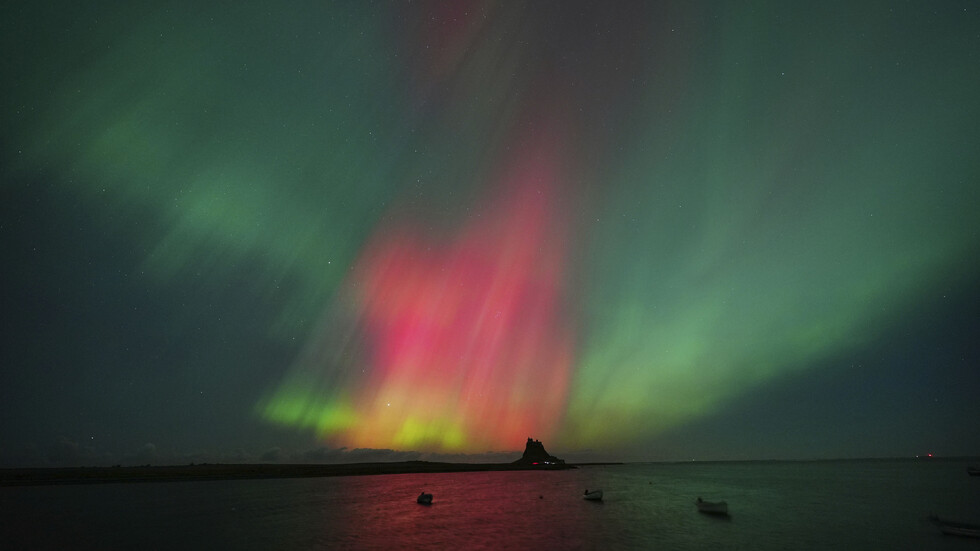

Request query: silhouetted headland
[
  {"left": 1, "top": 438, "right": 587, "bottom": 487},
  {"left": 512, "top": 437, "right": 565, "bottom": 466}
]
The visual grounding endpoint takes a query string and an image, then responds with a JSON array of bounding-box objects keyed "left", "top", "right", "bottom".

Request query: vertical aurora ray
[
  {"left": 558, "top": 3, "right": 980, "bottom": 452},
  {"left": 4, "top": 1, "right": 977, "bottom": 462},
  {"left": 261, "top": 125, "right": 575, "bottom": 451}
]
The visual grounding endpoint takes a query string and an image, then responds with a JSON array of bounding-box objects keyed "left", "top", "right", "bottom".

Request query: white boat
[
  {"left": 417, "top": 492, "right": 433, "bottom": 505},
  {"left": 583, "top": 489, "right": 603, "bottom": 501},
  {"left": 929, "top": 516, "right": 980, "bottom": 538},
  {"left": 696, "top": 497, "right": 728, "bottom": 515}
]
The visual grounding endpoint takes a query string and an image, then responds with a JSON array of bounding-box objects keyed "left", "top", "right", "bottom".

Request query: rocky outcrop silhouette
[{"left": 513, "top": 437, "right": 565, "bottom": 465}]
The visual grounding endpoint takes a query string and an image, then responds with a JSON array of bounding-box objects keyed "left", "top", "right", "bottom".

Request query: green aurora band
[{"left": 4, "top": 1, "right": 977, "bottom": 457}]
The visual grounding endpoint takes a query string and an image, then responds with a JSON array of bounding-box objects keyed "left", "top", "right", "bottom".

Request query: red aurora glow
[{"left": 330, "top": 132, "right": 575, "bottom": 451}]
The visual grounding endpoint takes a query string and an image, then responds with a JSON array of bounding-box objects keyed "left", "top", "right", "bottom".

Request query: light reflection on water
[
  {"left": 316, "top": 469, "right": 613, "bottom": 549},
  {"left": 2, "top": 460, "right": 978, "bottom": 550}
]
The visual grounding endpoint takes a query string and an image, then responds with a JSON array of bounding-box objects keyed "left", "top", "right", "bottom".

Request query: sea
[{"left": 2, "top": 458, "right": 978, "bottom": 550}]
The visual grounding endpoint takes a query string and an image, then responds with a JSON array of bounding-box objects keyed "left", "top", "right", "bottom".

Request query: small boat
[
  {"left": 583, "top": 489, "right": 603, "bottom": 501},
  {"left": 417, "top": 492, "right": 433, "bottom": 505},
  {"left": 929, "top": 516, "right": 980, "bottom": 538},
  {"left": 968, "top": 466, "right": 979, "bottom": 477},
  {"left": 696, "top": 497, "right": 728, "bottom": 515}
]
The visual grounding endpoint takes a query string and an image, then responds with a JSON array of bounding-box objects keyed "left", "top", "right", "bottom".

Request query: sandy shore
[{"left": 0, "top": 461, "right": 582, "bottom": 487}]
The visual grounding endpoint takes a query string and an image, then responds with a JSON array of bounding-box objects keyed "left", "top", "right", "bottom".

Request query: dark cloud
[
  {"left": 301, "top": 447, "right": 422, "bottom": 464},
  {"left": 128, "top": 443, "right": 158, "bottom": 465},
  {"left": 45, "top": 437, "right": 104, "bottom": 465},
  {"left": 422, "top": 451, "right": 521, "bottom": 464},
  {"left": 259, "top": 447, "right": 283, "bottom": 462}
]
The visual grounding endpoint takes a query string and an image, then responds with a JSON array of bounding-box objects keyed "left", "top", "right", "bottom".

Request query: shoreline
[
  {"left": 2, "top": 456, "right": 971, "bottom": 487},
  {"left": 0, "top": 461, "right": 603, "bottom": 487}
]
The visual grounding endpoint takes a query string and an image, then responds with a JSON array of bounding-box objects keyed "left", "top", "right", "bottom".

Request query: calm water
[{"left": 2, "top": 459, "right": 979, "bottom": 549}]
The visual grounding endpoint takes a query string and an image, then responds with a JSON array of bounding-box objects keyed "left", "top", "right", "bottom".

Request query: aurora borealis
[{"left": 2, "top": 1, "right": 979, "bottom": 465}]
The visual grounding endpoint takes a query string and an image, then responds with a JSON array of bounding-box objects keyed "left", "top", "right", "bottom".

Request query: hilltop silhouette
[{"left": 513, "top": 437, "right": 565, "bottom": 466}]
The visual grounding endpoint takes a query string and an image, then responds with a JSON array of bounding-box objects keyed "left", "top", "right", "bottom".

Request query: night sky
[{"left": 2, "top": 1, "right": 978, "bottom": 466}]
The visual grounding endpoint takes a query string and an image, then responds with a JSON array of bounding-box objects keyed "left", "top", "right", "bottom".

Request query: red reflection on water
[{"left": 323, "top": 471, "right": 600, "bottom": 548}]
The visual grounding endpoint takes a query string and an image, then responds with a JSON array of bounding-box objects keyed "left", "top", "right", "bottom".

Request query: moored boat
[
  {"left": 417, "top": 492, "right": 433, "bottom": 505},
  {"left": 696, "top": 497, "right": 728, "bottom": 515},
  {"left": 583, "top": 489, "right": 603, "bottom": 501},
  {"left": 929, "top": 516, "right": 980, "bottom": 538}
]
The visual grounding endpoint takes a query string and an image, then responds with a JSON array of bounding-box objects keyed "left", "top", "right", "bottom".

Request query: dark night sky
[{"left": 2, "top": 1, "right": 978, "bottom": 466}]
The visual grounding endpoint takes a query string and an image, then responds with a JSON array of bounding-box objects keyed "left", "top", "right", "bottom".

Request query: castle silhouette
[{"left": 513, "top": 437, "right": 565, "bottom": 465}]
